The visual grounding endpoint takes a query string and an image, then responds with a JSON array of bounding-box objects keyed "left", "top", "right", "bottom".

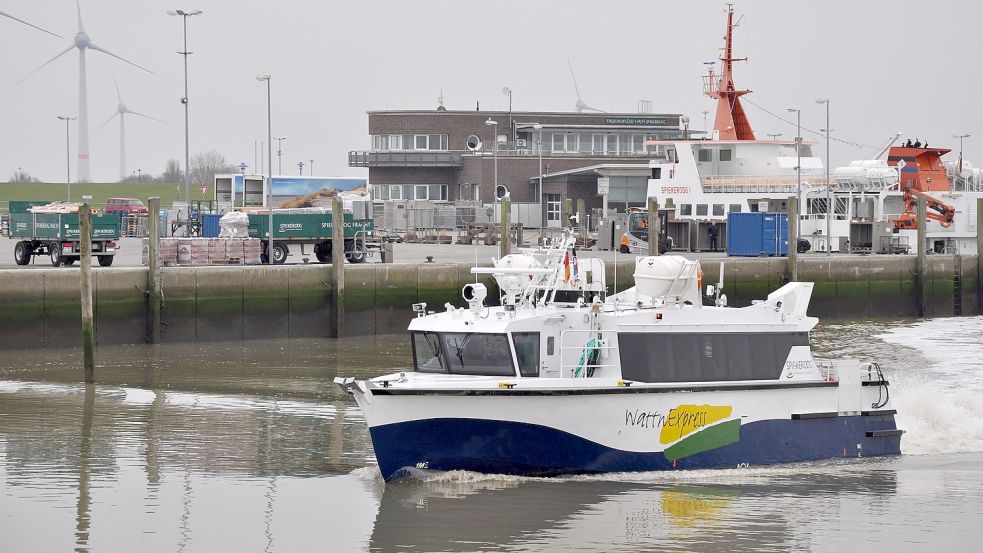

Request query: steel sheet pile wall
[{"left": 0, "top": 255, "right": 977, "bottom": 350}]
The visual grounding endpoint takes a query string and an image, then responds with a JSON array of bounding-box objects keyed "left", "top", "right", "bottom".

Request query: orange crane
[
  {"left": 886, "top": 145, "right": 957, "bottom": 230},
  {"left": 893, "top": 188, "right": 955, "bottom": 230}
]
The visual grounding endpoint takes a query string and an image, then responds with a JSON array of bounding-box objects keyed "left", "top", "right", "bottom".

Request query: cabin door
[{"left": 539, "top": 320, "right": 561, "bottom": 378}]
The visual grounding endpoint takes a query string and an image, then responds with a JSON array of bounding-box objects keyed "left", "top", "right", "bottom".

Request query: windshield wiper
[
  {"left": 453, "top": 333, "right": 474, "bottom": 368},
  {"left": 424, "top": 333, "right": 445, "bottom": 370}
]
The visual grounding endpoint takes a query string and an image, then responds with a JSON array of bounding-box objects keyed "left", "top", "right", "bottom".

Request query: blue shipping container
[
  {"left": 201, "top": 213, "right": 223, "bottom": 238},
  {"left": 726, "top": 212, "right": 788, "bottom": 257}
]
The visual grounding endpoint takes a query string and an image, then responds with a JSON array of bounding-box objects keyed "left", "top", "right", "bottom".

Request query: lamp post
[
  {"left": 256, "top": 74, "right": 273, "bottom": 264},
  {"left": 533, "top": 123, "right": 543, "bottom": 228},
  {"left": 57, "top": 115, "right": 76, "bottom": 201},
  {"left": 485, "top": 118, "right": 498, "bottom": 205},
  {"left": 815, "top": 98, "right": 831, "bottom": 255},
  {"left": 767, "top": 133, "right": 782, "bottom": 141},
  {"left": 274, "top": 136, "right": 286, "bottom": 175},
  {"left": 701, "top": 110, "right": 709, "bottom": 137},
  {"left": 954, "top": 133, "right": 970, "bottom": 190},
  {"left": 787, "top": 108, "right": 802, "bottom": 248},
  {"left": 297, "top": 160, "right": 304, "bottom": 175},
  {"left": 309, "top": 158, "right": 314, "bottom": 176},
  {"left": 167, "top": 8, "right": 203, "bottom": 212},
  {"left": 502, "top": 87, "right": 512, "bottom": 141}
]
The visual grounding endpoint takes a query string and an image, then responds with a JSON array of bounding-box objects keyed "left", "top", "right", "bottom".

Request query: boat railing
[
  {"left": 701, "top": 175, "right": 813, "bottom": 193},
  {"left": 816, "top": 360, "right": 886, "bottom": 384},
  {"left": 559, "top": 328, "right": 618, "bottom": 377}
]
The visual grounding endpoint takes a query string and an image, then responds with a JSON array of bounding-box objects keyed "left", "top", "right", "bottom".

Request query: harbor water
[{"left": 1, "top": 318, "right": 982, "bottom": 551}]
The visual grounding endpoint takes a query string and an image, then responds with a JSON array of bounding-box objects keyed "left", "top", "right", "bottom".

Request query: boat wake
[{"left": 879, "top": 316, "right": 983, "bottom": 456}]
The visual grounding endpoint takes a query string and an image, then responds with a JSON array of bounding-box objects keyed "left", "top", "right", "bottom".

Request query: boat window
[
  {"left": 719, "top": 149, "right": 733, "bottom": 161},
  {"left": 713, "top": 204, "right": 725, "bottom": 216},
  {"left": 412, "top": 331, "right": 446, "bottom": 373},
  {"left": 729, "top": 204, "right": 742, "bottom": 213},
  {"left": 547, "top": 336, "right": 555, "bottom": 356},
  {"left": 618, "top": 332, "right": 809, "bottom": 382},
  {"left": 698, "top": 149, "right": 712, "bottom": 162},
  {"left": 443, "top": 333, "right": 515, "bottom": 376},
  {"left": 680, "top": 204, "right": 692, "bottom": 216},
  {"left": 696, "top": 204, "right": 708, "bottom": 216},
  {"left": 512, "top": 332, "right": 540, "bottom": 377}
]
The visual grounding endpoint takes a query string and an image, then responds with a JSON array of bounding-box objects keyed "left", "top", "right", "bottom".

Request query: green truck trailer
[
  {"left": 247, "top": 212, "right": 374, "bottom": 264},
  {"left": 9, "top": 201, "right": 122, "bottom": 267}
]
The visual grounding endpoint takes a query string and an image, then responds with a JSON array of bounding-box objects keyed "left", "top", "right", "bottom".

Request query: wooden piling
[
  {"left": 787, "top": 196, "right": 798, "bottom": 281},
  {"left": 332, "top": 197, "right": 345, "bottom": 338},
  {"left": 79, "top": 204, "right": 95, "bottom": 383},
  {"left": 563, "top": 198, "right": 573, "bottom": 228},
  {"left": 147, "top": 197, "right": 161, "bottom": 344},
  {"left": 916, "top": 196, "right": 927, "bottom": 317},
  {"left": 499, "top": 197, "right": 511, "bottom": 258},
  {"left": 977, "top": 198, "right": 982, "bottom": 314},
  {"left": 647, "top": 197, "right": 660, "bottom": 257}
]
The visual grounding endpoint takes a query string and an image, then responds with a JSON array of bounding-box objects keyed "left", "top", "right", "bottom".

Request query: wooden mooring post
[
  {"left": 647, "top": 197, "right": 660, "bottom": 257},
  {"left": 916, "top": 196, "right": 927, "bottom": 317},
  {"left": 79, "top": 204, "right": 95, "bottom": 383},
  {"left": 147, "top": 197, "right": 162, "bottom": 343},
  {"left": 332, "top": 197, "right": 346, "bottom": 338}
]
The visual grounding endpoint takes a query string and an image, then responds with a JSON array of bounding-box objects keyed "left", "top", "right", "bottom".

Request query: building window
[
  {"left": 680, "top": 204, "right": 693, "bottom": 216},
  {"left": 592, "top": 134, "right": 605, "bottom": 155},
  {"left": 696, "top": 204, "right": 708, "bottom": 216},
  {"left": 388, "top": 136, "right": 401, "bottom": 150},
  {"left": 371, "top": 134, "right": 449, "bottom": 151},
  {"left": 439, "top": 184, "right": 448, "bottom": 201},
  {"left": 719, "top": 149, "right": 733, "bottom": 161},
  {"left": 698, "top": 149, "right": 712, "bottom": 162},
  {"left": 729, "top": 204, "right": 742, "bottom": 213},
  {"left": 551, "top": 133, "right": 579, "bottom": 153},
  {"left": 605, "top": 134, "right": 619, "bottom": 155},
  {"left": 389, "top": 185, "right": 403, "bottom": 200},
  {"left": 414, "top": 185, "right": 429, "bottom": 200},
  {"left": 546, "top": 194, "right": 562, "bottom": 221},
  {"left": 713, "top": 204, "right": 725, "bottom": 216}
]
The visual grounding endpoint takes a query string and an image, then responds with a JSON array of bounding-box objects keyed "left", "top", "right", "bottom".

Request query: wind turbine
[
  {"left": 567, "top": 59, "right": 604, "bottom": 113},
  {"left": 18, "top": 0, "right": 154, "bottom": 182},
  {"left": 0, "top": 10, "right": 62, "bottom": 38},
  {"left": 100, "top": 76, "right": 164, "bottom": 180}
]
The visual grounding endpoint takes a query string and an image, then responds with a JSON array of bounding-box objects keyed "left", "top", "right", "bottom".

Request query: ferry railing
[{"left": 559, "top": 328, "right": 619, "bottom": 377}]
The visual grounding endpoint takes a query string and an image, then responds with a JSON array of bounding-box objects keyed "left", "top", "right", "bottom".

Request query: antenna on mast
[{"left": 702, "top": 4, "right": 755, "bottom": 141}]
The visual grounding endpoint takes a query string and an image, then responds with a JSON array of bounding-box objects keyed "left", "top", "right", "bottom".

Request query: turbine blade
[
  {"left": 566, "top": 59, "right": 582, "bottom": 100},
  {"left": 76, "top": 0, "right": 84, "bottom": 33},
  {"left": 0, "top": 10, "right": 63, "bottom": 38},
  {"left": 17, "top": 44, "right": 76, "bottom": 85},
  {"left": 128, "top": 110, "right": 165, "bottom": 123},
  {"left": 98, "top": 112, "right": 118, "bottom": 129},
  {"left": 583, "top": 106, "right": 606, "bottom": 113},
  {"left": 88, "top": 43, "right": 155, "bottom": 75},
  {"left": 112, "top": 71, "right": 122, "bottom": 104}
]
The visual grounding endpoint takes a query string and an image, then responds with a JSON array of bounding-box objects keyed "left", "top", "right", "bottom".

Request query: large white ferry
[
  {"left": 336, "top": 234, "right": 902, "bottom": 480},
  {"left": 637, "top": 5, "right": 982, "bottom": 256}
]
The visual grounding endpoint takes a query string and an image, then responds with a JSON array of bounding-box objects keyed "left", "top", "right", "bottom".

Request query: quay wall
[{"left": 0, "top": 255, "right": 977, "bottom": 350}]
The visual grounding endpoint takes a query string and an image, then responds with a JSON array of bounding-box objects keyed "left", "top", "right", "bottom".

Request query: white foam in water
[{"left": 879, "top": 316, "right": 983, "bottom": 455}]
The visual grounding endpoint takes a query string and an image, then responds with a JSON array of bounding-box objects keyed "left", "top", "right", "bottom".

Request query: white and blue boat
[{"left": 336, "top": 233, "right": 902, "bottom": 480}]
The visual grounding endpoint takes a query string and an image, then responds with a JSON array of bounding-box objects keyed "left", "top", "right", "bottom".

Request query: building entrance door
[{"left": 545, "top": 194, "right": 562, "bottom": 228}]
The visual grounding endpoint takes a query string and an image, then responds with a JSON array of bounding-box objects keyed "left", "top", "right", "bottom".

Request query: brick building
[{"left": 348, "top": 109, "right": 684, "bottom": 227}]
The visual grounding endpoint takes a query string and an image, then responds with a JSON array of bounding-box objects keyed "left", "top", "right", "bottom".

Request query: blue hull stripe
[{"left": 369, "top": 415, "right": 902, "bottom": 480}]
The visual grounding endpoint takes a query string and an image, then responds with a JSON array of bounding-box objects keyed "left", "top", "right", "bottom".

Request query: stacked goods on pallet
[
  {"left": 206, "top": 238, "right": 227, "bottom": 264},
  {"left": 225, "top": 238, "right": 244, "bottom": 263},
  {"left": 176, "top": 239, "right": 193, "bottom": 265},
  {"left": 189, "top": 238, "right": 210, "bottom": 265},
  {"left": 242, "top": 238, "right": 262, "bottom": 264}
]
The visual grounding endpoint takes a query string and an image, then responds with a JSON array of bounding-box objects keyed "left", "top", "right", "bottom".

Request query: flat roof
[{"left": 366, "top": 109, "right": 681, "bottom": 118}]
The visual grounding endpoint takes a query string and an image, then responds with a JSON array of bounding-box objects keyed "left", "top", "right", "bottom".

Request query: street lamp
[
  {"left": 57, "top": 115, "right": 76, "bottom": 201},
  {"left": 256, "top": 74, "right": 273, "bottom": 264},
  {"left": 533, "top": 123, "right": 543, "bottom": 228},
  {"left": 167, "top": 8, "right": 203, "bottom": 212},
  {"left": 954, "top": 133, "right": 970, "bottom": 190},
  {"left": 309, "top": 158, "right": 314, "bottom": 176},
  {"left": 787, "top": 108, "right": 802, "bottom": 248},
  {"left": 502, "top": 87, "right": 512, "bottom": 141},
  {"left": 815, "top": 98, "right": 831, "bottom": 255},
  {"left": 767, "top": 133, "right": 782, "bottom": 141},
  {"left": 297, "top": 160, "right": 304, "bottom": 175},
  {"left": 701, "top": 110, "right": 710, "bottom": 137},
  {"left": 485, "top": 118, "right": 498, "bottom": 205},
  {"left": 274, "top": 136, "right": 286, "bottom": 175}
]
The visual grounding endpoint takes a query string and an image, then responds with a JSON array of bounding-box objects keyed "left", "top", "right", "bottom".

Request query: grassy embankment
[{"left": 0, "top": 182, "right": 213, "bottom": 211}]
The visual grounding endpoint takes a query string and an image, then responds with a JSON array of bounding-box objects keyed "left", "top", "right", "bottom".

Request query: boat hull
[{"left": 356, "top": 382, "right": 902, "bottom": 480}]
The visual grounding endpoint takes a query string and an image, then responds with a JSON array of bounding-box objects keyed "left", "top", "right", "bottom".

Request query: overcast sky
[{"left": 1, "top": 0, "right": 980, "bottom": 183}]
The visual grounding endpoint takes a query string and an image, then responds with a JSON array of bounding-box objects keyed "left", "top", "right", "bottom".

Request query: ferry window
[
  {"left": 618, "top": 332, "right": 810, "bottom": 382},
  {"left": 696, "top": 204, "right": 708, "bottom": 216},
  {"left": 547, "top": 336, "right": 555, "bottom": 356},
  {"left": 713, "top": 204, "right": 725, "bottom": 216},
  {"left": 412, "top": 332, "right": 446, "bottom": 373},
  {"left": 512, "top": 332, "right": 540, "bottom": 377},
  {"left": 698, "top": 149, "right": 712, "bottom": 162},
  {"left": 719, "top": 149, "right": 733, "bottom": 161},
  {"left": 443, "top": 333, "right": 515, "bottom": 376},
  {"left": 729, "top": 204, "right": 742, "bottom": 213},
  {"left": 680, "top": 204, "right": 693, "bottom": 216}
]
